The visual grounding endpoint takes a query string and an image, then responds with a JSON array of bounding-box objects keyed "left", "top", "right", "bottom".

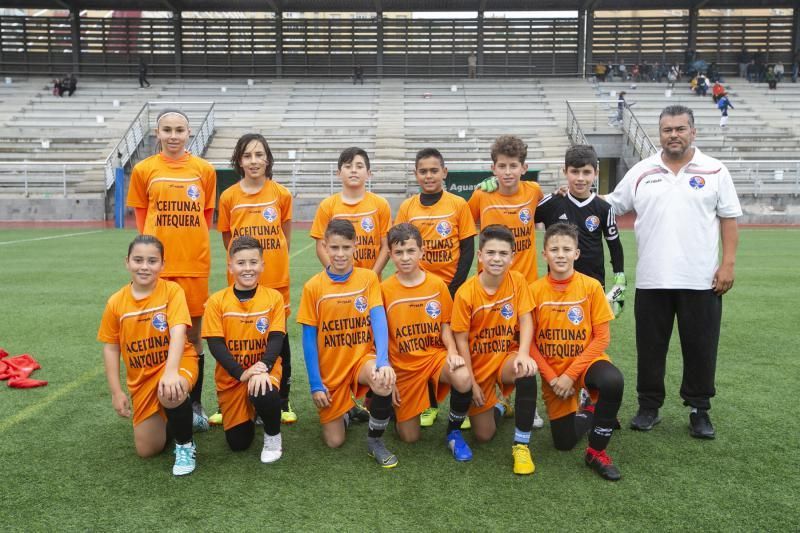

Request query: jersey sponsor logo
[
  {"left": 255, "top": 316, "right": 269, "bottom": 334},
  {"left": 518, "top": 208, "right": 532, "bottom": 225},
  {"left": 187, "top": 184, "right": 201, "bottom": 201},
  {"left": 500, "top": 303, "right": 515, "bottom": 320},
  {"left": 435, "top": 220, "right": 452, "bottom": 237},
  {"left": 689, "top": 176, "right": 706, "bottom": 189},
  {"left": 152, "top": 312, "right": 169, "bottom": 332},
  {"left": 585, "top": 215, "right": 600, "bottom": 232},
  {"left": 354, "top": 295, "right": 369, "bottom": 313},
  {"left": 567, "top": 306, "right": 584, "bottom": 325},
  {"left": 361, "top": 216, "right": 375, "bottom": 233},
  {"left": 425, "top": 300, "right": 441, "bottom": 319},
  {"left": 262, "top": 206, "right": 278, "bottom": 223},
  {"left": 558, "top": 213, "right": 568, "bottom": 220}
]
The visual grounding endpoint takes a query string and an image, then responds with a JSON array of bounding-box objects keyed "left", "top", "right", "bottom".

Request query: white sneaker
[
  {"left": 261, "top": 433, "right": 282, "bottom": 463},
  {"left": 533, "top": 410, "right": 544, "bottom": 429},
  {"left": 172, "top": 440, "right": 196, "bottom": 476}
]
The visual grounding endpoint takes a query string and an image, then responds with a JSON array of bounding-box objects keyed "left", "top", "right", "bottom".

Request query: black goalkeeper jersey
[{"left": 535, "top": 192, "right": 624, "bottom": 288}]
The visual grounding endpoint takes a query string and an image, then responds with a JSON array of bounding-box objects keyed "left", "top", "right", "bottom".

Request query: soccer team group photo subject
[{"left": 101, "top": 106, "right": 740, "bottom": 479}]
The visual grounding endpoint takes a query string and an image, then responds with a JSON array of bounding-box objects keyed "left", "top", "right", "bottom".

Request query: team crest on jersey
[
  {"left": 585, "top": 215, "right": 600, "bottom": 232},
  {"left": 435, "top": 221, "right": 452, "bottom": 238},
  {"left": 425, "top": 300, "right": 441, "bottom": 319},
  {"left": 567, "top": 306, "right": 584, "bottom": 325},
  {"left": 255, "top": 316, "right": 269, "bottom": 334},
  {"left": 262, "top": 206, "right": 278, "bottom": 223},
  {"left": 354, "top": 295, "right": 368, "bottom": 313},
  {"left": 689, "top": 176, "right": 706, "bottom": 189},
  {"left": 500, "top": 303, "right": 514, "bottom": 320},
  {"left": 152, "top": 312, "right": 168, "bottom": 332},
  {"left": 518, "top": 208, "right": 532, "bottom": 225},
  {"left": 187, "top": 184, "right": 201, "bottom": 201},
  {"left": 360, "top": 217, "right": 375, "bottom": 233}
]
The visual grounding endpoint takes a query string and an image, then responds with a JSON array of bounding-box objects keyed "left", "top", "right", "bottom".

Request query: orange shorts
[
  {"left": 318, "top": 353, "right": 375, "bottom": 425},
  {"left": 542, "top": 355, "right": 610, "bottom": 421},
  {"left": 130, "top": 352, "right": 199, "bottom": 427},
  {"left": 393, "top": 351, "right": 449, "bottom": 423},
  {"left": 217, "top": 361, "right": 283, "bottom": 431},
  {"left": 468, "top": 351, "right": 517, "bottom": 417},
  {"left": 164, "top": 276, "right": 209, "bottom": 318}
]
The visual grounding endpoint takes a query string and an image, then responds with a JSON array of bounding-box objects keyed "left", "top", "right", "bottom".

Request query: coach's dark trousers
[{"left": 634, "top": 289, "right": 722, "bottom": 411}]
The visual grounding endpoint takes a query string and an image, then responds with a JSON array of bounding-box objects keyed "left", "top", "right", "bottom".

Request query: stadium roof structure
[{"left": 1, "top": 0, "right": 798, "bottom": 12}]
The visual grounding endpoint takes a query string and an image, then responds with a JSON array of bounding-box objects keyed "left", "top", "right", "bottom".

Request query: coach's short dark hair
[
  {"left": 127, "top": 234, "right": 164, "bottom": 259},
  {"left": 228, "top": 235, "right": 263, "bottom": 257},
  {"left": 415, "top": 148, "right": 445, "bottom": 169},
  {"left": 387, "top": 223, "right": 423, "bottom": 249},
  {"left": 325, "top": 219, "right": 356, "bottom": 241},
  {"left": 231, "top": 133, "right": 274, "bottom": 179},
  {"left": 659, "top": 105, "right": 695, "bottom": 128},
  {"left": 479, "top": 224, "right": 515, "bottom": 250},
  {"left": 565, "top": 144, "right": 598, "bottom": 171},
  {"left": 543, "top": 222, "right": 579, "bottom": 247},
  {"left": 338, "top": 147, "right": 370, "bottom": 171},
  {"left": 490, "top": 135, "right": 527, "bottom": 164}
]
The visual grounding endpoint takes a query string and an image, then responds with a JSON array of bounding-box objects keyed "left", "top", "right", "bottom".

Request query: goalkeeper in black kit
[{"left": 535, "top": 145, "right": 626, "bottom": 315}]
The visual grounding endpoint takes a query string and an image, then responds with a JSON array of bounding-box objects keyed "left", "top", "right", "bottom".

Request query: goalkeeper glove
[
  {"left": 477, "top": 176, "right": 498, "bottom": 192},
  {"left": 606, "top": 272, "right": 627, "bottom": 318}
]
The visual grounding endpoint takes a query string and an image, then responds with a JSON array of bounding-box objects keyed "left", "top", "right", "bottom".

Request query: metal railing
[
  {"left": 103, "top": 100, "right": 215, "bottom": 190},
  {"left": 0, "top": 161, "right": 106, "bottom": 197},
  {"left": 620, "top": 104, "right": 658, "bottom": 159},
  {"left": 566, "top": 101, "right": 589, "bottom": 146}
]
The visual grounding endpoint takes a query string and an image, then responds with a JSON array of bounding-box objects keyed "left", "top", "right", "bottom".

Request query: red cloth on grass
[{"left": 0, "top": 349, "right": 48, "bottom": 388}]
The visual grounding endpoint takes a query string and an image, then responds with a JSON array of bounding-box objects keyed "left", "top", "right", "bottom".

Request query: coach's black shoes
[
  {"left": 629, "top": 408, "right": 661, "bottom": 431},
  {"left": 689, "top": 409, "right": 716, "bottom": 439},
  {"left": 585, "top": 447, "right": 621, "bottom": 481}
]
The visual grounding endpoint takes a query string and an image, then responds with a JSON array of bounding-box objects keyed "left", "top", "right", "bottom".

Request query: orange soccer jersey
[
  {"left": 468, "top": 181, "right": 544, "bottom": 282},
  {"left": 529, "top": 272, "right": 614, "bottom": 419},
  {"left": 451, "top": 270, "right": 535, "bottom": 414},
  {"left": 201, "top": 285, "right": 286, "bottom": 430},
  {"left": 97, "top": 279, "right": 198, "bottom": 426},
  {"left": 127, "top": 153, "right": 217, "bottom": 277},
  {"left": 382, "top": 272, "right": 453, "bottom": 422},
  {"left": 297, "top": 268, "right": 383, "bottom": 423},
  {"left": 394, "top": 192, "right": 476, "bottom": 285},
  {"left": 309, "top": 192, "right": 391, "bottom": 269},
  {"left": 217, "top": 180, "right": 293, "bottom": 290}
]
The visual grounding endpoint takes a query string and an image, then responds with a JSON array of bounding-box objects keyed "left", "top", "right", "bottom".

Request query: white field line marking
[
  {"left": 0, "top": 230, "right": 104, "bottom": 246},
  {"left": 289, "top": 240, "right": 315, "bottom": 259}
]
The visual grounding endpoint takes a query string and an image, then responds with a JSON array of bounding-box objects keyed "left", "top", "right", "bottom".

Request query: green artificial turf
[{"left": 0, "top": 228, "right": 797, "bottom": 531}]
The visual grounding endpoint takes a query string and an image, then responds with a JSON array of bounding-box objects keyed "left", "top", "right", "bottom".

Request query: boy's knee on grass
[{"left": 396, "top": 421, "right": 421, "bottom": 443}]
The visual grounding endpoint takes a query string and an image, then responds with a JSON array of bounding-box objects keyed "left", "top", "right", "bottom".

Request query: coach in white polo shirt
[{"left": 606, "top": 105, "right": 741, "bottom": 439}]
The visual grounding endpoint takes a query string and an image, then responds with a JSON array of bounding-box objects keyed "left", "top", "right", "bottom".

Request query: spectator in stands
[
  {"left": 717, "top": 92, "right": 734, "bottom": 128},
  {"left": 615, "top": 91, "right": 627, "bottom": 124},
  {"left": 631, "top": 63, "right": 640, "bottom": 82},
  {"left": 594, "top": 63, "right": 607, "bottom": 82},
  {"left": 746, "top": 59, "right": 757, "bottom": 82},
  {"left": 773, "top": 60, "right": 784, "bottom": 82},
  {"left": 766, "top": 66, "right": 778, "bottom": 90},
  {"left": 668, "top": 63, "right": 680, "bottom": 88},
  {"left": 792, "top": 50, "right": 800, "bottom": 83},
  {"left": 65, "top": 74, "right": 77, "bottom": 97},
  {"left": 606, "top": 104, "right": 741, "bottom": 441},
  {"left": 694, "top": 73, "right": 709, "bottom": 97},
  {"left": 618, "top": 59, "right": 628, "bottom": 80},
  {"left": 468, "top": 53, "right": 477, "bottom": 79},
  {"left": 52, "top": 78, "right": 62, "bottom": 97},
  {"left": 738, "top": 48, "right": 749, "bottom": 79},
  {"left": 353, "top": 64, "right": 364, "bottom": 85},
  {"left": 711, "top": 81, "right": 725, "bottom": 103},
  {"left": 139, "top": 58, "right": 151, "bottom": 89}
]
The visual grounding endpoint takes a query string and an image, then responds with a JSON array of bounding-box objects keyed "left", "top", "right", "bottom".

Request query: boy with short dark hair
[
  {"left": 535, "top": 144, "right": 626, "bottom": 315},
  {"left": 381, "top": 223, "right": 475, "bottom": 461},
  {"left": 529, "top": 223, "right": 625, "bottom": 481},
  {"left": 451, "top": 225, "right": 539, "bottom": 475},
  {"left": 310, "top": 147, "right": 391, "bottom": 276},
  {"left": 297, "top": 219, "right": 398, "bottom": 468},
  {"left": 202, "top": 236, "right": 285, "bottom": 463}
]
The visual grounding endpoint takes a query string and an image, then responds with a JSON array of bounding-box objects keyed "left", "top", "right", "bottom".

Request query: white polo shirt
[{"left": 606, "top": 147, "right": 742, "bottom": 290}]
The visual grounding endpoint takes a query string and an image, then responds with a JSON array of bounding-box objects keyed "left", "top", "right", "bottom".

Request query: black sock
[
  {"left": 585, "top": 361, "right": 624, "bottom": 451},
  {"left": 165, "top": 398, "right": 193, "bottom": 444},
  {"left": 428, "top": 381, "right": 439, "bottom": 409},
  {"left": 447, "top": 388, "right": 472, "bottom": 432},
  {"left": 367, "top": 393, "right": 392, "bottom": 438},
  {"left": 588, "top": 398, "right": 621, "bottom": 451},
  {"left": 513, "top": 376, "right": 537, "bottom": 445},
  {"left": 279, "top": 336, "right": 291, "bottom": 409},
  {"left": 190, "top": 352, "right": 204, "bottom": 405},
  {"left": 251, "top": 388, "right": 282, "bottom": 436}
]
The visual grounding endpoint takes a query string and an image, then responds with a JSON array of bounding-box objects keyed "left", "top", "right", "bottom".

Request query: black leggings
[
  {"left": 549, "top": 360, "right": 624, "bottom": 451},
  {"left": 224, "top": 388, "right": 281, "bottom": 451}
]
